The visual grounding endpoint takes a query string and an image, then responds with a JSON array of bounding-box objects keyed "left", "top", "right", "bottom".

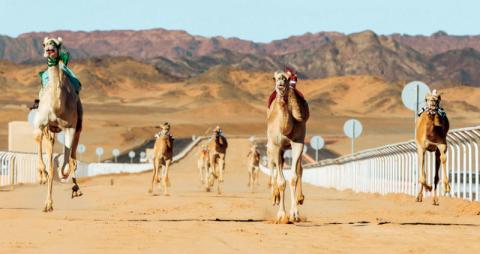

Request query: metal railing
[
  {"left": 0, "top": 136, "right": 208, "bottom": 186},
  {"left": 0, "top": 152, "right": 64, "bottom": 187},
  {"left": 261, "top": 126, "right": 480, "bottom": 202}
]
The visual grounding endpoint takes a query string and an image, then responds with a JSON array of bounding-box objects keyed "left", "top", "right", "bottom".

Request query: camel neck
[{"left": 47, "top": 64, "right": 63, "bottom": 111}]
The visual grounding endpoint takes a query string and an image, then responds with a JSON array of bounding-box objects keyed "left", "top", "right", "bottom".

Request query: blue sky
[{"left": 0, "top": 0, "right": 478, "bottom": 42}]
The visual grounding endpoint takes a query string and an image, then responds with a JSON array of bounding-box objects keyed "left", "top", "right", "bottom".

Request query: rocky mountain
[
  {"left": 391, "top": 31, "right": 480, "bottom": 56},
  {"left": 2, "top": 29, "right": 480, "bottom": 86}
]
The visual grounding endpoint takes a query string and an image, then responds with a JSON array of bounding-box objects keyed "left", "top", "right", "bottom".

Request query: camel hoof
[
  {"left": 276, "top": 211, "right": 289, "bottom": 224},
  {"left": 43, "top": 202, "right": 53, "bottom": 213},
  {"left": 290, "top": 209, "right": 300, "bottom": 223},
  {"left": 205, "top": 187, "right": 210, "bottom": 192},
  {"left": 432, "top": 197, "right": 439, "bottom": 206},
  {"left": 415, "top": 194, "right": 423, "bottom": 202},
  {"left": 164, "top": 192, "right": 170, "bottom": 196},
  {"left": 148, "top": 188, "right": 153, "bottom": 194}
]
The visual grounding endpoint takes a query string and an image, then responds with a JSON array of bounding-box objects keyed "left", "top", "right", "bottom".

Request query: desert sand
[{"left": 0, "top": 138, "right": 479, "bottom": 254}]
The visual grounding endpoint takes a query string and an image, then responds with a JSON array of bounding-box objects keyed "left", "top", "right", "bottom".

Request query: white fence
[
  {"left": 0, "top": 136, "right": 207, "bottom": 186},
  {"left": 0, "top": 152, "right": 65, "bottom": 187},
  {"left": 261, "top": 126, "right": 480, "bottom": 202}
]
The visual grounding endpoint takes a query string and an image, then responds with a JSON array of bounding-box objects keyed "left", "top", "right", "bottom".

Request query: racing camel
[
  {"left": 206, "top": 126, "right": 228, "bottom": 194},
  {"left": 33, "top": 37, "right": 83, "bottom": 212},
  {"left": 149, "top": 122, "right": 174, "bottom": 196},
  {"left": 267, "top": 70, "right": 309, "bottom": 223},
  {"left": 415, "top": 90, "right": 450, "bottom": 205},
  {"left": 246, "top": 143, "right": 261, "bottom": 192}
]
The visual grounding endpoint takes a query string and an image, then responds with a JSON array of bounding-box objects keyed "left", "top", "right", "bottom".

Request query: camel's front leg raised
[
  {"left": 34, "top": 128, "right": 47, "bottom": 184},
  {"left": 43, "top": 130, "right": 55, "bottom": 212},
  {"left": 289, "top": 142, "right": 304, "bottom": 222},
  {"left": 59, "top": 128, "right": 77, "bottom": 179},
  {"left": 70, "top": 127, "right": 82, "bottom": 198}
]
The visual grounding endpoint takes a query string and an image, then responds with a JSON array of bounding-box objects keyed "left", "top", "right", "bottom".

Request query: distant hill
[{"left": 2, "top": 29, "right": 480, "bottom": 86}]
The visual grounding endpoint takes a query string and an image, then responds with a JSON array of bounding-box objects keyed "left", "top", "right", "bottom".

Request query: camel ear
[{"left": 43, "top": 37, "right": 49, "bottom": 44}]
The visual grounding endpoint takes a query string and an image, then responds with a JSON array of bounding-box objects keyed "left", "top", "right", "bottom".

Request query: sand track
[{"left": 0, "top": 138, "right": 479, "bottom": 253}]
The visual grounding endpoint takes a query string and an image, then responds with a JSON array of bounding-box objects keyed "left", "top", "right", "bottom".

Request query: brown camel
[
  {"left": 246, "top": 143, "right": 260, "bottom": 192},
  {"left": 197, "top": 145, "right": 210, "bottom": 185},
  {"left": 267, "top": 71, "right": 309, "bottom": 223},
  {"left": 206, "top": 126, "right": 228, "bottom": 194},
  {"left": 33, "top": 37, "right": 83, "bottom": 212},
  {"left": 415, "top": 90, "right": 449, "bottom": 205},
  {"left": 149, "top": 122, "right": 174, "bottom": 196}
]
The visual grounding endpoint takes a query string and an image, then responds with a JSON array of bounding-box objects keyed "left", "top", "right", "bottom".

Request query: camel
[
  {"left": 149, "top": 122, "right": 174, "bottom": 196},
  {"left": 267, "top": 71, "right": 309, "bottom": 223},
  {"left": 206, "top": 126, "right": 228, "bottom": 194},
  {"left": 246, "top": 143, "right": 260, "bottom": 192},
  {"left": 33, "top": 37, "right": 83, "bottom": 212},
  {"left": 415, "top": 90, "right": 449, "bottom": 205},
  {"left": 197, "top": 145, "right": 210, "bottom": 185}
]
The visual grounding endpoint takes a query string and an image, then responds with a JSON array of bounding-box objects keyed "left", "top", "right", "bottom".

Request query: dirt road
[{"left": 1, "top": 138, "right": 479, "bottom": 253}]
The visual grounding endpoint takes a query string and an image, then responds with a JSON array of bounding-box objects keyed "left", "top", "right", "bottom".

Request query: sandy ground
[{"left": 1, "top": 138, "right": 480, "bottom": 254}]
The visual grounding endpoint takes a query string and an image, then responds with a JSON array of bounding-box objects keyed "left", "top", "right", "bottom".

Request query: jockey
[
  {"left": 213, "top": 125, "right": 223, "bottom": 136},
  {"left": 31, "top": 38, "right": 82, "bottom": 109},
  {"left": 268, "top": 67, "right": 305, "bottom": 108},
  {"left": 155, "top": 122, "right": 172, "bottom": 138},
  {"left": 417, "top": 89, "right": 446, "bottom": 119}
]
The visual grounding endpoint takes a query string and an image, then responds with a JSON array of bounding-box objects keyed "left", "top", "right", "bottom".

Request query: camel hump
[{"left": 291, "top": 89, "right": 309, "bottom": 122}]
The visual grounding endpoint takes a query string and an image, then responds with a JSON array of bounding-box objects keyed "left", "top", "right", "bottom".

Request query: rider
[
  {"left": 417, "top": 89, "right": 446, "bottom": 119},
  {"left": 31, "top": 38, "right": 81, "bottom": 109},
  {"left": 155, "top": 122, "right": 172, "bottom": 138}
]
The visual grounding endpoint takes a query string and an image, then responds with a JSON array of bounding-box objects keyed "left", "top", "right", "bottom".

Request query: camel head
[
  {"left": 43, "top": 37, "right": 63, "bottom": 59},
  {"left": 425, "top": 89, "right": 442, "bottom": 114},
  {"left": 155, "top": 122, "right": 171, "bottom": 138},
  {"left": 273, "top": 71, "right": 290, "bottom": 98}
]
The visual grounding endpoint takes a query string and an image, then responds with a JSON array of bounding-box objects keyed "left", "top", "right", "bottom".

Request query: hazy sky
[{"left": 1, "top": 0, "right": 478, "bottom": 42}]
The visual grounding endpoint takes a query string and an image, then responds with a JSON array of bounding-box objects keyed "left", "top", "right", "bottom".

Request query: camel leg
[
  {"left": 149, "top": 157, "right": 159, "bottom": 194},
  {"left": 217, "top": 154, "right": 225, "bottom": 195},
  {"left": 249, "top": 169, "right": 254, "bottom": 193},
  {"left": 69, "top": 127, "right": 82, "bottom": 198},
  {"left": 198, "top": 162, "right": 204, "bottom": 184},
  {"left": 289, "top": 142, "right": 303, "bottom": 222},
  {"left": 416, "top": 148, "right": 430, "bottom": 202},
  {"left": 255, "top": 167, "right": 260, "bottom": 186},
  {"left": 43, "top": 130, "right": 55, "bottom": 212},
  {"left": 269, "top": 147, "right": 281, "bottom": 206},
  {"left": 432, "top": 149, "right": 441, "bottom": 206},
  {"left": 267, "top": 157, "right": 274, "bottom": 188},
  {"left": 59, "top": 128, "right": 76, "bottom": 179},
  {"left": 34, "top": 128, "right": 47, "bottom": 184},
  {"left": 275, "top": 150, "right": 288, "bottom": 224},
  {"left": 163, "top": 160, "right": 171, "bottom": 196},
  {"left": 438, "top": 144, "right": 450, "bottom": 194}
]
